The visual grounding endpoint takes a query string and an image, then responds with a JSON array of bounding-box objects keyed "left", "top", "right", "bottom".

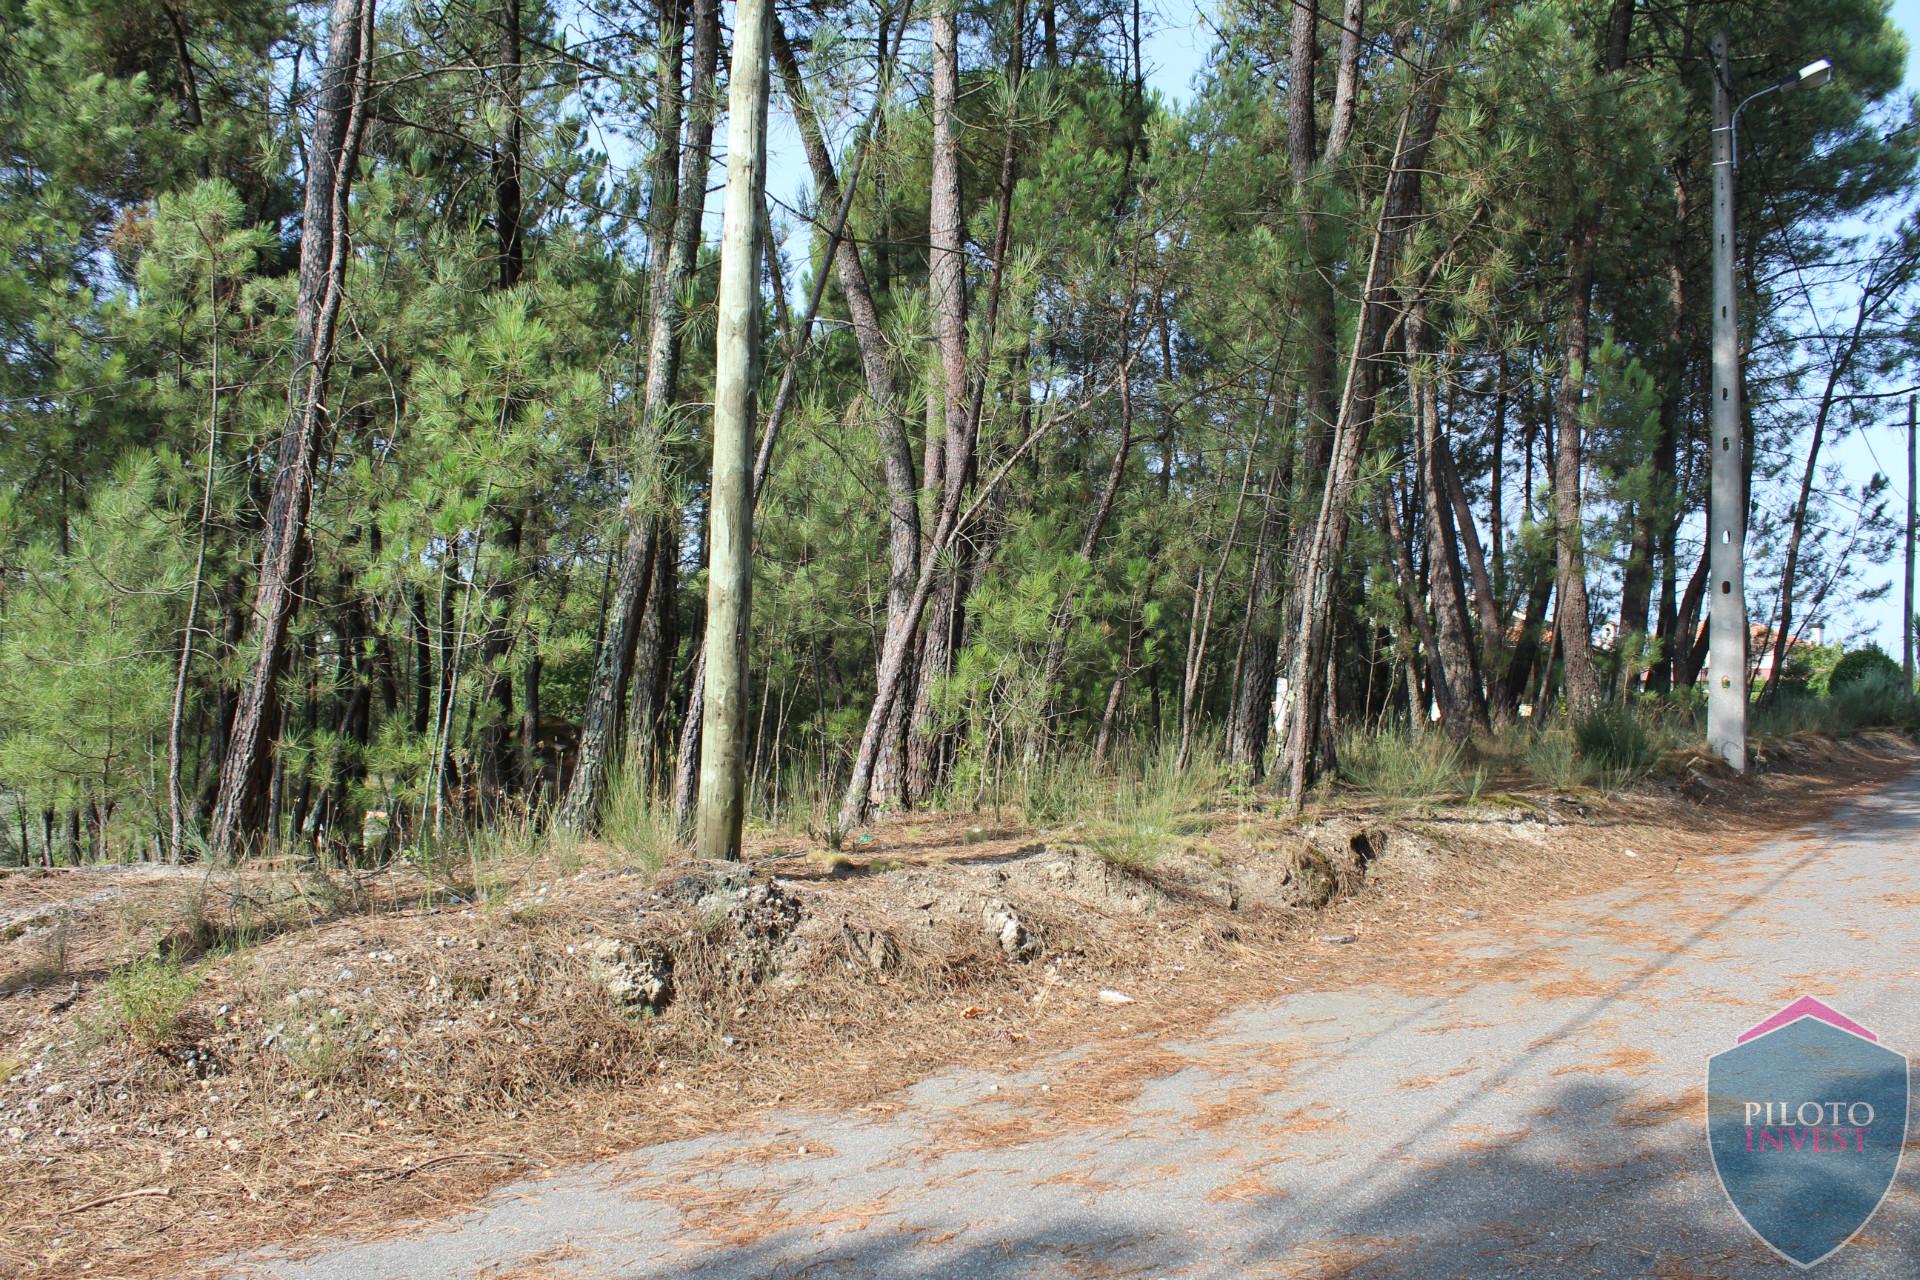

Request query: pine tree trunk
[
  {"left": 772, "top": 17, "right": 920, "bottom": 778},
  {"left": 1549, "top": 0, "right": 1634, "bottom": 719},
  {"left": 1552, "top": 228, "right": 1603, "bottom": 719},
  {"left": 1411, "top": 308, "right": 1487, "bottom": 736},
  {"left": 1282, "top": 56, "right": 1452, "bottom": 809},
  {"left": 207, "top": 0, "right": 374, "bottom": 861},
  {"left": 474, "top": 0, "right": 528, "bottom": 808},
  {"left": 559, "top": 0, "right": 717, "bottom": 829},
  {"left": 903, "top": 0, "right": 972, "bottom": 806}
]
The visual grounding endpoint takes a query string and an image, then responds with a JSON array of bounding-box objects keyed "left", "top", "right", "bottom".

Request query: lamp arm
[{"left": 1727, "top": 81, "right": 1786, "bottom": 170}]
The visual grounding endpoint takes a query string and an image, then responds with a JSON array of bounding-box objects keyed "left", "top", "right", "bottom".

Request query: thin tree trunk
[
  {"left": 771, "top": 14, "right": 920, "bottom": 749},
  {"left": 1435, "top": 398, "right": 1510, "bottom": 721},
  {"left": 1382, "top": 478, "right": 1442, "bottom": 718},
  {"left": 474, "top": 0, "right": 528, "bottom": 806},
  {"left": 1549, "top": 0, "right": 1634, "bottom": 719},
  {"left": 1412, "top": 310, "right": 1486, "bottom": 735},
  {"left": 903, "top": 0, "right": 973, "bottom": 804},
  {"left": 1282, "top": 50, "right": 1453, "bottom": 808},
  {"left": 168, "top": 268, "right": 222, "bottom": 863},
  {"left": 560, "top": 0, "right": 717, "bottom": 829},
  {"left": 1037, "top": 333, "right": 1134, "bottom": 709},
  {"left": 1552, "top": 226, "right": 1603, "bottom": 719},
  {"left": 1760, "top": 259, "right": 1905, "bottom": 700},
  {"left": 207, "top": 0, "right": 374, "bottom": 861}
]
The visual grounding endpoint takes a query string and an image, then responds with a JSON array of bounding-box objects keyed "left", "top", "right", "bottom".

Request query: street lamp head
[{"left": 1791, "top": 58, "right": 1834, "bottom": 90}]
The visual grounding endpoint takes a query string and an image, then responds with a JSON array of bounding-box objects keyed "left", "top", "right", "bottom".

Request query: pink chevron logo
[{"left": 1737, "top": 996, "right": 1878, "bottom": 1045}]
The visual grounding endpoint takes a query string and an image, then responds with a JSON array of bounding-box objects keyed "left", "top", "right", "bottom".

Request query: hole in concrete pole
[{"left": 1722, "top": 580, "right": 1732, "bottom": 594}]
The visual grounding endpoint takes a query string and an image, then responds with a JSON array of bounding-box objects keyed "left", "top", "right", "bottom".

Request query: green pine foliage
[{"left": 0, "top": 0, "right": 1915, "bottom": 865}]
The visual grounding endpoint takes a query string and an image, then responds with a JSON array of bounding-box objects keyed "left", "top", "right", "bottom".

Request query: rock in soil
[
  {"left": 982, "top": 899, "right": 1036, "bottom": 960},
  {"left": 583, "top": 936, "right": 674, "bottom": 1014}
]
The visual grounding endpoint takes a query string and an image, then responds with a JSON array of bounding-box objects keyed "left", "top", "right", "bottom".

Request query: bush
[
  {"left": 1829, "top": 670, "right": 1918, "bottom": 732},
  {"left": 1521, "top": 728, "right": 1594, "bottom": 790},
  {"left": 598, "top": 768, "right": 674, "bottom": 873},
  {"left": 1337, "top": 727, "right": 1482, "bottom": 801},
  {"left": 1829, "top": 645, "right": 1903, "bottom": 694},
  {"left": 102, "top": 956, "right": 200, "bottom": 1049},
  {"left": 1574, "top": 708, "right": 1657, "bottom": 774}
]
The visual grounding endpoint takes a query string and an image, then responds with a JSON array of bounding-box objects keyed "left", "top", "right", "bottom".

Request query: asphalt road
[{"left": 241, "top": 773, "right": 1920, "bottom": 1279}]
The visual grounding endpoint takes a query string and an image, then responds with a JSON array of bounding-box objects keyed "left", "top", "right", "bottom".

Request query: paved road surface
[{"left": 243, "top": 773, "right": 1920, "bottom": 1279}]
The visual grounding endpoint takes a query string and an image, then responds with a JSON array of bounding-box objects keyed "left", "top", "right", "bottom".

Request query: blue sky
[
  {"left": 1132, "top": 1, "right": 1920, "bottom": 656},
  {"left": 1786, "top": 0, "right": 1917, "bottom": 654},
  {"left": 760, "top": 1, "right": 1919, "bottom": 656}
]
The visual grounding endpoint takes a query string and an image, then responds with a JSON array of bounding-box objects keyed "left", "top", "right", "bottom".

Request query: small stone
[
  {"left": 1319, "top": 933, "right": 1358, "bottom": 945},
  {"left": 982, "top": 900, "right": 1035, "bottom": 961},
  {"left": 195, "top": 1127, "right": 210, "bottom": 1140},
  {"left": 1096, "top": 989, "right": 1135, "bottom": 1006}
]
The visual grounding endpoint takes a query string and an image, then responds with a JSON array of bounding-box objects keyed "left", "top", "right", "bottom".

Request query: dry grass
[{"left": 0, "top": 738, "right": 1911, "bottom": 1278}]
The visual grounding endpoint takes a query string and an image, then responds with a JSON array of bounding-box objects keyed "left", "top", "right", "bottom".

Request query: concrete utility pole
[
  {"left": 1906, "top": 393, "right": 1916, "bottom": 690},
  {"left": 1708, "top": 31, "right": 1749, "bottom": 772},
  {"left": 695, "top": 0, "right": 771, "bottom": 862},
  {"left": 1705, "top": 36, "right": 1834, "bottom": 768}
]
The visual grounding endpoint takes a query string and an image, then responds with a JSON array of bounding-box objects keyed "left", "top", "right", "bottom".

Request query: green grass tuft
[{"left": 101, "top": 956, "right": 200, "bottom": 1050}]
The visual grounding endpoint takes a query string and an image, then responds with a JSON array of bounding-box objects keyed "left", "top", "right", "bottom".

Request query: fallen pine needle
[
  {"left": 387, "top": 1151, "right": 537, "bottom": 1182},
  {"left": 64, "top": 1187, "right": 172, "bottom": 1215}
]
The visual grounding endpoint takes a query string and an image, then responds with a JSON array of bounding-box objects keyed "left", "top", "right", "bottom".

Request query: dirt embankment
[{"left": 1, "top": 732, "right": 1911, "bottom": 1279}]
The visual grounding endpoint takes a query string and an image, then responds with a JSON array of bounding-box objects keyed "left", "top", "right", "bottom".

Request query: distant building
[{"left": 1696, "top": 621, "right": 1823, "bottom": 685}]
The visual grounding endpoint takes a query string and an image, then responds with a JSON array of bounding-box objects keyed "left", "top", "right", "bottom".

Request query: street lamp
[
  {"left": 1706, "top": 34, "right": 1833, "bottom": 772},
  {"left": 1730, "top": 58, "right": 1835, "bottom": 167}
]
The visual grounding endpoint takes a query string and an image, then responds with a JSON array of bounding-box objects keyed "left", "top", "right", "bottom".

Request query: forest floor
[{"left": 0, "top": 732, "right": 1914, "bottom": 1278}]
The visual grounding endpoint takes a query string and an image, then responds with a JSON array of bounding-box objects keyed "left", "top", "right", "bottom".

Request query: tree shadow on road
[{"left": 595, "top": 1077, "right": 1916, "bottom": 1280}]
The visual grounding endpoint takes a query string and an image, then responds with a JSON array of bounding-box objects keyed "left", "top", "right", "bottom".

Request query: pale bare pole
[
  {"left": 695, "top": 0, "right": 771, "bottom": 861},
  {"left": 1707, "top": 31, "right": 1748, "bottom": 771},
  {"left": 1707, "top": 36, "right": 1833, "bottom": 766},
  {"left": 1906, "top": 393, "right": 1916, "bottom": 689}
]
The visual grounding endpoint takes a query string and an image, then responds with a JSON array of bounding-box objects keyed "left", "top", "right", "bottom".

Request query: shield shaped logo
[{"left": 1707, "top": 997, "right": 1909, "bottom": 1268}]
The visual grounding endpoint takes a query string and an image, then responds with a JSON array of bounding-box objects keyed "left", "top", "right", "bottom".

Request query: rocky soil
[{"left": 0, "top": 731, "right": 1910, "bottom": 1279}]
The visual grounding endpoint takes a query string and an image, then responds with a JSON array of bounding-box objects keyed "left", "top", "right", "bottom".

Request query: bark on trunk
[
  {"left": 1551, "top": 227, "right": 1603, "bottom": 718},
  {"left": 1548, "top": 0, "right": 1634, "bottom": 719},
  {"left": 474, "top": 0, "right": 528, "bottom": 807},
  {"left": 1411, "top": 310, "right": 1486, "bottom": 735},
  {"left": 207, "top": 0, "right": 374, "bottom": 861},
  {"left": 772, "top": 17, "right": 920, "bottom": 755},
  {"left": 903, "top": 0, "right": 972, "bottom": 805},
  {"left": 559, "top": 0, "right": 717, "bottom": 829},
  {"left": 1281, "top": 50, "right": 1453, "bottom": 809}
]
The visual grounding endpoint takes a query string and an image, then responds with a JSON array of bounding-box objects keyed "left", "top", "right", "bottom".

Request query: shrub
[
  {"left": 1521, "top": 728, "right": 1595, "bottom": 790},
  {"left": 1337, "top": 727, "right": 1480, "bottom": 801},
  {"left": 1574, "top": 708, "right": 1657, "bottom": 775},
  {"left": 598, "top": 768, "right": 674, "bottom": 873},
  {"left": 1829, "top": 645, "right": 1903, "bottom": 694},
  {"left": 281, "top": 1009, "right": 356, "bottom": 1083},
  {"left": 1829, "top": 670, "right": 1918, "bottom": 732},
  {"left": 1033, "top": 738, "right": 1220, "bottom": 870},
  {"left": 102, "top": 956, "right": 200, "bottom": 1049}
]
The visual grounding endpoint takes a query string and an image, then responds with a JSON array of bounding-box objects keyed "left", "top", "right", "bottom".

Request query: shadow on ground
[{"left": 563, "top": 1075, "right": 1914, "bottom": 1280}]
